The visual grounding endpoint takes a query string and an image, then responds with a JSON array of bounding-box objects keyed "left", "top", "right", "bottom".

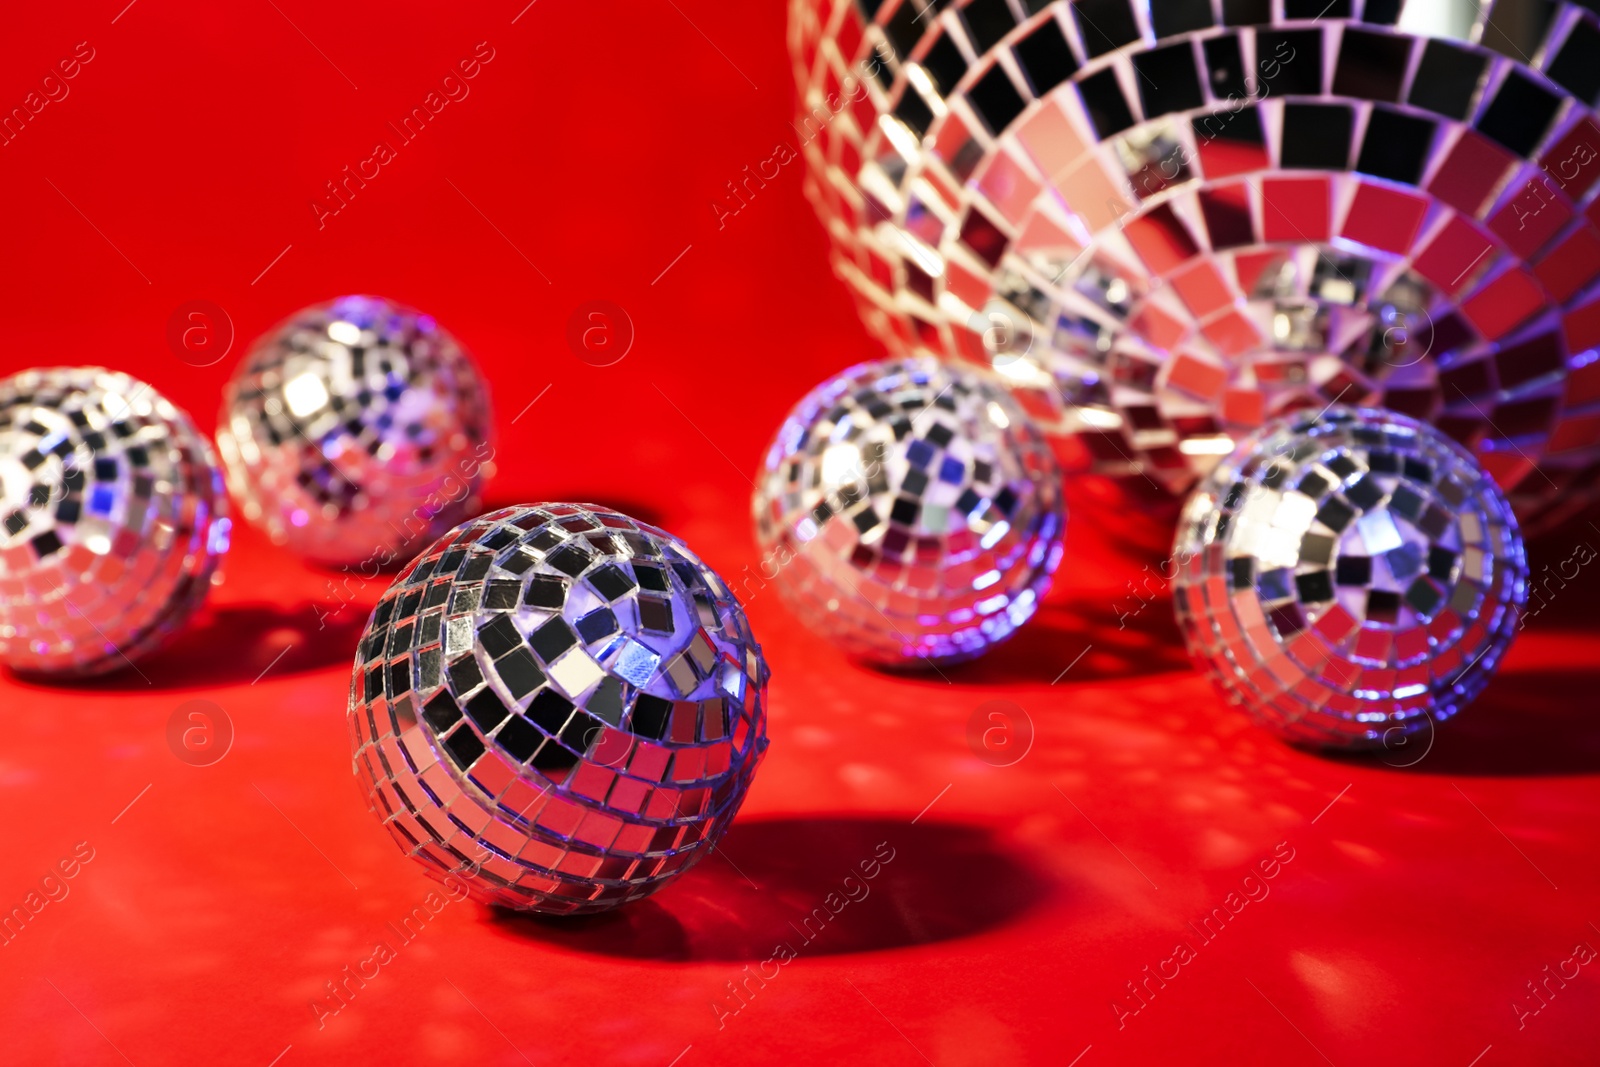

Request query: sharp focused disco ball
[
  {"left": 789, "top": 0, "right": 1600, "bottom": 531},
  {"left": 0, "top": 368, "right": 230, "bottom": 676},
  {"left": 348, "top": 503, "right": 770, "bottom": 914},
  {"left": 1173, "top": 406, "right": 1526, "bottom": 750},
  {"left": 753, "top": 356, "right": 1064, "bottom": 667},
  {"left": 217, "top": 295, "right": 493, "bottom": 567}
]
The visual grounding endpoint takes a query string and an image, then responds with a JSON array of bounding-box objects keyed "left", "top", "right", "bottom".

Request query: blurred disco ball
[
  {"left": 0, "top": 368, "right": 229, "bottom": 676},
  {"left": 789, "top": 0, "right": 1600, "bottom": 531},
  {"left": 218, "top": 295, "right": 493, "bottom": 567},
  {"left": 1173, "top": 405, "right": 1526, "bottom": 750},
  {"left": 349, "top": 503, "right": 769, "bottom": 914},
  {"left": 753, "top": 356, "right": 1064, "bottom": 667}
]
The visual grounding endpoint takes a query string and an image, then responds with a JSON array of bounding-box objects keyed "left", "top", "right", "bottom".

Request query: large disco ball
[
  {"left": 0, "top": 368, "right": 230, "bottom": 676},
  {"left": 349, "top": 503, "right": 769, "bottom": 914},
  {"left": 790, "top": 0, "right": 1600, "bottom": 531},
  {"left": 753, "top": 356, "right": 1064, "bottom": 667},
  {"left": 217, "top": 295, "right": 494, "bottom": 567},
  {"left": 1173, "top": 405, "right": 1526, "bottom": 750}
]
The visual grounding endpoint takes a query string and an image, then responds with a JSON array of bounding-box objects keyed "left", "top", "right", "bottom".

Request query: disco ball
[
  {"left": 1173, "top": 405, "right": 1526, "bottom": 750},
  {"left": 217, "top": 295, "right": 494, "bottom": 567},
  {"left": 790, "top": 0, "right": 1600, "bottom": 531},
  {"left": 753, "top": 356, "right": 1064, "bottom": 667},
  {"left": 0, "top": 368, "right": 230, "bottom": 676},
  {"left": 348, "top": 503, "right": 770, "bottom": 914}
]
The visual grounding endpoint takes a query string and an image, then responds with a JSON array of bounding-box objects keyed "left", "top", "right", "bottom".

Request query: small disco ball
[
  {"left": 790, "top": 0, "right": 1600, "bottom": 532},
  {"left": 217, "top": 295, "right": 493, "bottom": 567},
  {"left": 1173, "top": 405, "right": 1527, "bottom": 751},
  {"left": 348, "top": 503, "right": 770, "bottom": 914},
  {"left": 753, "top": 356, "right": 1065, "bottom": 667},
  {"left": 0, "top": 367, "right": 230, "bottom": 676}
]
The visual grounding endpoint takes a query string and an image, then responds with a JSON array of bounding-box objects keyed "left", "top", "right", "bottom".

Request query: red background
[{"left": 2, "top": 2, "right": 1599, "bottom": 1064}]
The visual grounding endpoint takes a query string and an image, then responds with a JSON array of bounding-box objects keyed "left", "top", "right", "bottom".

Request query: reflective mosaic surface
[
  {"left": 1173, "top": 405, "right": 1526, "bottom": 750},
  {"left": 754, "top": 356, "right": 1064, "bottom": 666},
  {"left": 0, "top": 368, "right": 229, "bottom": 676},
  {"left": 349, "top": 503, "right": 770, "bottom": 914},
  {"left": 218, "top": 295, "right": 494, "bottom": 567},
  {"left": 791, "top": 0, "right": 1600, "bottom": 531}
]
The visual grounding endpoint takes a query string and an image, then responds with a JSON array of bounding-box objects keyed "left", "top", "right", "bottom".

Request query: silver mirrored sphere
[
  {"left": 753, "top": 356, "right": 1065, "bottom": 667},
  {"left": 790, "top": 0, "right": 1600, "bottom": 533},
  {"left": 218, "top": 295, "right": 494, "bottom": 567},
  {"left": 1174, "top": 406, "right": 1527, "bottom": 750},
  {"left": 349, "top": 503, "right": 770, "bottom": 914},
  {"left": 0, "top": 367, "right": 229, "bottom": 676}
]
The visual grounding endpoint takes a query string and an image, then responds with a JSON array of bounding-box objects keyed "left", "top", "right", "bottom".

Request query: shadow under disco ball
[
  {"left": 217, "top": 295, "right": 494, "bottom": 568},
  {"left": 349, "top": 504, "right": 769, "bottom": 915},
  {"left": 0, "top": 368, "right": 230, "bottom": 676},
  {"left": 789, "top": 0, "right": 1600, "bottom": 532},
  {"left": 1173, "top": 406, "right": 1526, "bottom": 751}
]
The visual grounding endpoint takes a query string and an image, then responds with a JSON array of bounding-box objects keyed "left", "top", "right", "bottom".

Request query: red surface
[{"left": 3, "top": 3, "right": 1600, "bottom": 1065}]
